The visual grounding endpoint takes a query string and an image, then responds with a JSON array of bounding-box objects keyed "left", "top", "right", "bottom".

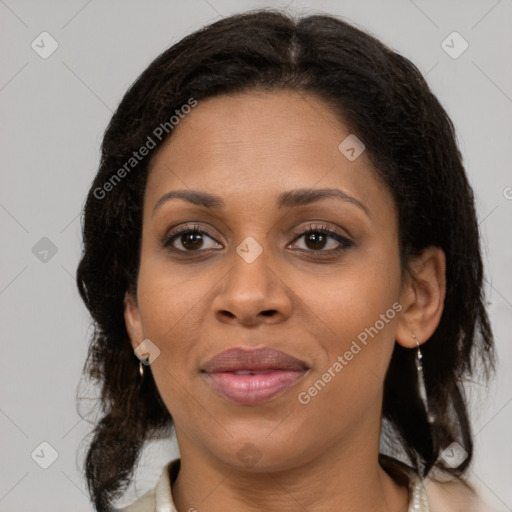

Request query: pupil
[
  {"left": 307, "top": 233, "right": 326, "bottom": 250},
  {"left": 182, "top": 233, "right": 202, "bottom": 250}
]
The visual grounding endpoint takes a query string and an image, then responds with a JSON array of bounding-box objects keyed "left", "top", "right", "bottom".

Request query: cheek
[
  {"left": 301, "top": 249, "right": 401, "bottom": 396},
  {"left": 296, "top": 303, "right": 399, "bottom": 430},
  {"left": 134, "top": 252, "right": 209, "bottom": 367},
  {"left": 301, "top": 248, "right": 401, "bottom": 338},
  {"left": 135, "top": 262, "right": 207, "bottom": 420}
]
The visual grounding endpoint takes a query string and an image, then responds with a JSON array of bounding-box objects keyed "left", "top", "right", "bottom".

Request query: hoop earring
[{"left": 413, "top": 333, "right": 435, "bottom": 424}]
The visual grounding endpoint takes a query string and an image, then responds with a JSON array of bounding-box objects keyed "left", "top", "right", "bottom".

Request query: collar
[{"left": 153, "top": 458, "right": 180, "bottom": 512}]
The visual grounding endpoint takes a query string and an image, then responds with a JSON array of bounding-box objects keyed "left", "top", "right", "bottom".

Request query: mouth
[{"left": 201, "top": 346, "right": 309, "bottom": 404}]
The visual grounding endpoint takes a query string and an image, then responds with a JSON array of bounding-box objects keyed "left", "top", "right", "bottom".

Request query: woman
[{"left": 76, "top": 9, "right": 496, "bottom": 512}]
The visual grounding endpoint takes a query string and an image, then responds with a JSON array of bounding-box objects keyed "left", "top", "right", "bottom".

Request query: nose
[{"left": 211, "top": 244, "right": 293, "bottom": 326}]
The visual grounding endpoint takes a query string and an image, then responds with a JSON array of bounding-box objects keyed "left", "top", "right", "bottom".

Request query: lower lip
[{"left": 204, "top": 369, "right": 307, "bottom": 404}]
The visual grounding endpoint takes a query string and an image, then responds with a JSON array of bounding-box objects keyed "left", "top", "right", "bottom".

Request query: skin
[{"left": 124, "top": 89, "right": 446, "bottom": 512}]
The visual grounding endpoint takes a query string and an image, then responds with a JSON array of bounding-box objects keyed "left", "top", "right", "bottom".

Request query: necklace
[{"left": 407, "top": 473, "right": 430, "bottom": 511}]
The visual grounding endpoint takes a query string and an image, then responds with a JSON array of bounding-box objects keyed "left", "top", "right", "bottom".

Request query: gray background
[{"left": 1, "top": 0, "right": 511, "bottom": 510}]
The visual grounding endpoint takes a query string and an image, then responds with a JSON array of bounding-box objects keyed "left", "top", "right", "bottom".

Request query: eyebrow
[{"left": 152, "top": 187, "right": 370, "bottom": 217}]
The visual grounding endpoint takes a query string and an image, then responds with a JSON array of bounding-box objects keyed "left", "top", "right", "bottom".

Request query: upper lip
[{"left": 202, "top": 346, "right": 309, "bottom": 373}]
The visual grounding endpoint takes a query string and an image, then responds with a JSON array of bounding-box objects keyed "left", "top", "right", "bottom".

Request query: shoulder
[{"left": 424, "top": 474, "right": 499, "bottom": 512}]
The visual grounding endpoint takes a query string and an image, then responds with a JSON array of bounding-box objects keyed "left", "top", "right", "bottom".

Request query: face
[{"left": 125, "top": 89, "right": 407, "bottom": 471}]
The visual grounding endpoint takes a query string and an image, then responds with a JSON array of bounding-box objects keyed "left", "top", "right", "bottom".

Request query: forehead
[{"left": 144, "top": 90, "right": 392, "bottom": 218}]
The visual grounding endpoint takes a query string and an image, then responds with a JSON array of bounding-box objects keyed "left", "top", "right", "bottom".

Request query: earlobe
[
  {"left": 395, "top": 246, "right": 446, "bottom": 348},
  {"left": 123, "top": 291, "right": 144, "bottom": 351}
]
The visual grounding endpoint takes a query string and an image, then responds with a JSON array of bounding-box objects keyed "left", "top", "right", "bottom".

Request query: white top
[{"left": 113, "top": 458, "right": 497, "bottom": 512}]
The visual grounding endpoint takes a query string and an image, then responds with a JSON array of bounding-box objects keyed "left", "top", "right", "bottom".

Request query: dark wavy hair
[{"left": 76, "top": 8, "right": 495, "bottom": 511}]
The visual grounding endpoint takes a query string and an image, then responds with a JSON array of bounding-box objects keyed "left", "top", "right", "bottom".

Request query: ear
[
  {"left": 124, "top": 291, "right": 144, "bottom": 352},
  {"left": 395, "top": 246, "right": 446, "bottom": 348}
]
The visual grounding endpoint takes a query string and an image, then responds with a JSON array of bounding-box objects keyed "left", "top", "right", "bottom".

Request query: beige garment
[{"left": 114, "top": 458, "right": 497, "bottom": 512}]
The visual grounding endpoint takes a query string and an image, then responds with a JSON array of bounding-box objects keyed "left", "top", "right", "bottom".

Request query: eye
[
  {"left": 162, "top": 223, "right": 353, "bottom": 255},
  {"left": 289, "top": 224, "right": 353, "bottom": 253},
  {"left": 162, "top": 225, "right": 222, "bottom": 252}
]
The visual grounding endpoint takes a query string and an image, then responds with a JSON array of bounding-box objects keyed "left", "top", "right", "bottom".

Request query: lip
[{"left": 202, "top": 346, "right": 309, "bottom": 404}]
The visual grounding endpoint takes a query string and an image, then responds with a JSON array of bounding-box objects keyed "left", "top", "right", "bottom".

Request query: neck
[{"left": 171, "top": 424, "right": 409, "bottom": 512}]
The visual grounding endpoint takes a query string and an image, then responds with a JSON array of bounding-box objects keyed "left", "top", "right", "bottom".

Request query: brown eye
[
  {"left": 303, "top": 232, "right": 329, "bottom": 250},
  {"left": 178, "top": 231, "right": 204, "bottom": 250},
  {"left": 163, "top": 226, "right": 222, "bottom": 252},
  {"left": 290, "top": 226, "right": 353, "bottom": 253}
]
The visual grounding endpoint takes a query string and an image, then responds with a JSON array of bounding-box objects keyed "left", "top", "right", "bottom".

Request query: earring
[
  {"left": 413, "top": 333, "right": 435, "bottom": 424},
  {"left": 137, "top": 353, "right": 149, "bottom": 390}
]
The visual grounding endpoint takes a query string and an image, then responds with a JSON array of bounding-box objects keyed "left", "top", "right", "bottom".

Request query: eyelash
[{"left": 162, "top": 223, "right": 353, "bottom": 256}]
